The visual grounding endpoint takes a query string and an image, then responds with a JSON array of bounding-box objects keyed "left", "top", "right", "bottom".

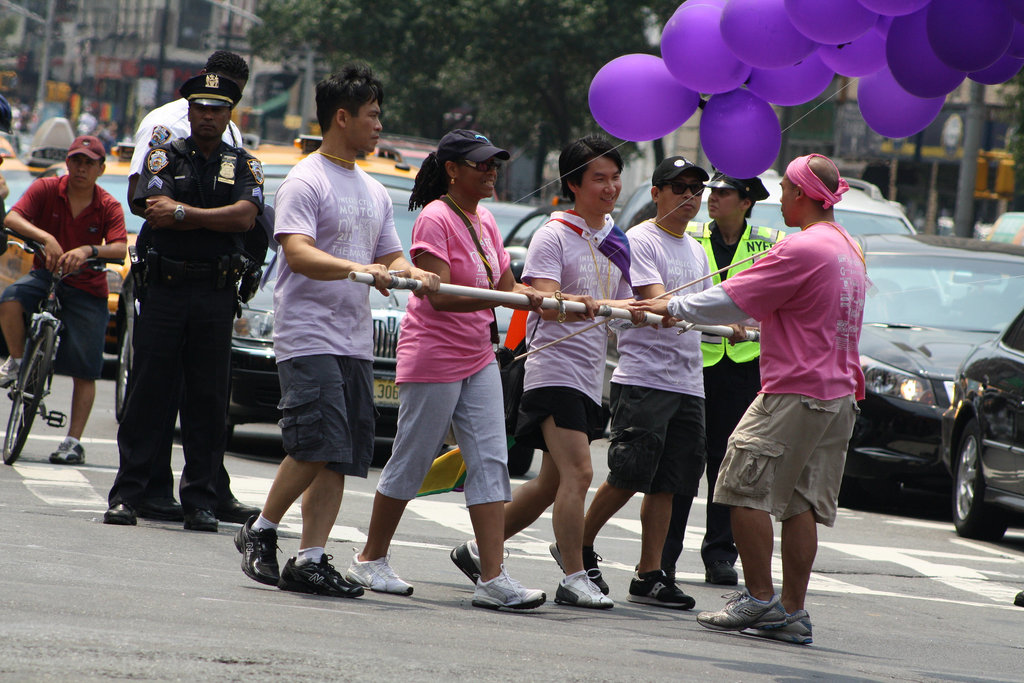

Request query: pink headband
[{"left": 785, "top": 154, "right": 849, "bottom": 209}]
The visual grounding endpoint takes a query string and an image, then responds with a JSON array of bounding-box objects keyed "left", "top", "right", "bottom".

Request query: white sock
[
  {"left": 561, "top": 570, "right": 587, "bottom": 585},
  {"left": 252, "top": 514, "right": 277, "bottom": 532},
  {"left": 296, "top": 547, "right": 324, "bottom": 565},
  {"left": 62, "top": 436, "right": 80, "bottom": 447}
]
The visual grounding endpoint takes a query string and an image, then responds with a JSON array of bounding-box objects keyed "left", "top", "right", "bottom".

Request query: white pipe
[{"left": 347, "top": 272, "right": 755, "bottom": 340}]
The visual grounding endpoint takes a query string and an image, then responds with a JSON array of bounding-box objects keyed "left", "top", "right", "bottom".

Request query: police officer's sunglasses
[{"left": 462, "top": 158, "right": 503, "bottom": 172}]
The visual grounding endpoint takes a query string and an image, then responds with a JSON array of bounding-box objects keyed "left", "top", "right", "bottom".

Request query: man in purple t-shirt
[{"left": 634, "top": 154, "right": 866, "bottom": 645}]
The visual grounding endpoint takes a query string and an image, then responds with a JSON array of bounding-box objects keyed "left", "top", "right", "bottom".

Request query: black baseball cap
[
  {"left": 436, "top": 129, "right": 510, "bottom": 163},
  {"left": 652, "top": 156, "right": 709, "bottom": 186},
  {"left": 180, "top": 73, "right": 241, "bottom": 108},
  {"left": 707, "top": 174, "right": 770, "bottom": 201}
]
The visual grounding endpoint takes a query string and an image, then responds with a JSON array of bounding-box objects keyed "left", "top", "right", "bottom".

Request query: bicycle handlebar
[{"left": 2, "top": 226, "right": 123, "bottom": 269}]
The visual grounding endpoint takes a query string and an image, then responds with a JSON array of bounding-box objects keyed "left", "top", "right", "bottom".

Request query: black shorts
[
  {"left": 514, "top": 386, "right": 606, "bottom": 453},
  {"left": 606, "top": 383, "right": 706, "bottom": 495}
]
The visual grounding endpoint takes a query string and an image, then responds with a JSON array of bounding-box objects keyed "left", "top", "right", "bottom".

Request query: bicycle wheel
[{"left": 3, "top": 325, "right": 56, "bottom": 465}]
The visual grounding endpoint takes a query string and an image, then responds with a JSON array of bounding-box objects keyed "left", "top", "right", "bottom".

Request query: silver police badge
[
  {"left": 247, "top": 159, "right": 264, "bottom": 185},
  {"left": 147, "top": 149, "right": 169, "bottom": 174},
  {"left": 149, "top": 125, "right": 172, "bottom": 148}
]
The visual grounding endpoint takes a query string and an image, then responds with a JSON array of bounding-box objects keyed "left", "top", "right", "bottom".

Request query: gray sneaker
[
  {"left": 49, "top": 439, "right": 85, "bottom": 465},
  {"left": 747, "top": 609, "right": 813, "bottom": 645},
  {"left": 0, "top": 356, "right": 20, "bottom": 388},
  {"left": 696, "top": 591, "right": 787, "bottom": 631},
  {"left": 554, "top": 571, "right": 614, "bottom": 609},
  {"left": 472, "top": 565, "right": 546, "bottom": 611},
  {"left": 451, "top": 540, "right": 482, "bottom": 585}
]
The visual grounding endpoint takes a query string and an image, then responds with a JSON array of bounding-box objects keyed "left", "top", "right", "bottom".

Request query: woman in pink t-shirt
[{"left": 350, "top": 130, "right": 546, "bottom": 611}]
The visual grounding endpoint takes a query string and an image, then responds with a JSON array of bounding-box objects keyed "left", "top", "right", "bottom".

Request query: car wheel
[
  {"left": 507, "top": 440, "right": 534, "bottom": 477},
  {"left": 951, "top": 418, "right": 1008, "bottom": 541},
  {"left": 114, "top": 298, "right": 134, "bottom": 423}
]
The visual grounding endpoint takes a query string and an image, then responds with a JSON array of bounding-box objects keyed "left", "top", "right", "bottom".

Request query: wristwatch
[
  {"left": 173, "top": 204, "right": 186, "bottom": 222},
  {"left": 89, "top": 245, "right": 98, "bottom": 258}
]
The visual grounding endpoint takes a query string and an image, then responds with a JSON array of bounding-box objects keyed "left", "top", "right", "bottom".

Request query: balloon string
[{"left": 780, "top": 77, "right": 857, "bottom": 135}]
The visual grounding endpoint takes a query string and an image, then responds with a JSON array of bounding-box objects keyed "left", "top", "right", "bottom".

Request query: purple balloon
[
  {"left": 858, "top": 0, "right": 930, "bottom": 15},
  {"left": 689, "top": 0, "right": 728, "bottom": 6},
  {"left": 886, "top": 9, "right": 965, "bottom": 99},
  {"left": 747, "top": 53, "right": 835, "bottom": 106},
  {"left": 661, "top": 4, "right": 750, "bottom": 94},
  {"left": 858, "top": 67, "right": 945, "bottom": 139},
  {"left": 969, "top": 55, "right": 1024, "bottom": 85},
  {"left": 785, "top": 0, "right": 878, "bottom": 45},
  {"left": 927, "top": 0, "right": 1013, "bottom": 72},
  {"left": 721, "top": 0, "right": 818, "bottom": 70},
  {"left": 699, "top": 89, "right": 781, "bottom": 178},
  {"left": 588, "top": 54, "right": 700, "bottom": 142},
  {"left": 874, "top": 14, "right": 894, "bottom": 36},
  {"left": 819, "top": 30, "right": 887, "bottom": 77},
  {"left": 1009, "top": 23, "right": 1024, "bottom": 59},
  {"left": 1007, "top": 0, "right": 1024, "bottom": 23}
]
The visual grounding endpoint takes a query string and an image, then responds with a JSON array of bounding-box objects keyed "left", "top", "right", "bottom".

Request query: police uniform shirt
[
  {"left": 133, "top": 138, "right": 264, "bottom": 260},
  {"left": 128, "top": 98, "right": 243, "bottom": 177},
  {"left": 708, "top": 221, "right": 742, "bottom": 281}
]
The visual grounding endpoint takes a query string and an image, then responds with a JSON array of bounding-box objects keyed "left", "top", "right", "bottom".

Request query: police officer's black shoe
[
  {"left": 183, "top": 508, "right": 218, "bottom": 532},
  {"left": 216, "top": 497, "right": 261, "bottom": 524},
  {"left": 135, "top": 497, "right": 185, "bottom": 522},
  {"left": 103, "top": 503, "right": 137, "bottom": 526},
  {"left": 705, "top": 560, "right": 739, "bottom": 586}
]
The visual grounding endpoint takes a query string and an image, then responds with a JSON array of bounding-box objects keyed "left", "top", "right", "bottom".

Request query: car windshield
[{"left": 864, "top": 254, "right": 1024, "bottom": 332}]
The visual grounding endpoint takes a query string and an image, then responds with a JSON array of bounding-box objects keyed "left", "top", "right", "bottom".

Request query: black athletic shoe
[
  {"left": 277, "top": 555, "right": 364, "bottom": 598},
  {"left": 628, "top": 569, "right": 696, "bottom": 610},
  {"left": 234, "top": 515, "right": 280, "bottom": 586},
  {"left": 549, "top": 543, "right": 610, "bottom": 595},
  {"left": 450, "top": 540, "right": 482, "bottom": 585}
]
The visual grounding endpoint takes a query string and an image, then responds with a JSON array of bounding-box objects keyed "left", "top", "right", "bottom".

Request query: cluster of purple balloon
[{"left": 588, "top": 0, "right": 1024, "bottom": 178}]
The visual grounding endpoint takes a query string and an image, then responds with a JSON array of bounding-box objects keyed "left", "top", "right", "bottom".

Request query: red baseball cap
[{"left": 67, "top": 135, "right": 106, "bottom": 161}]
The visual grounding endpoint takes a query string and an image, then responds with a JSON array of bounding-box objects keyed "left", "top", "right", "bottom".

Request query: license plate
[{"left": 373, "top": 378, "right": 400, "bottom": 408}]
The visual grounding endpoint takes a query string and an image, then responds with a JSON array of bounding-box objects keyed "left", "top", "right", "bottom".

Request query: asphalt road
[{"left": 1, "top": 374, "right": 1023, "bottom": 682}]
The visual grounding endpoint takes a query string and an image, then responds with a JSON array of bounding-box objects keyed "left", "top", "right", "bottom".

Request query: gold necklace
[
  {"left": 583, "top": 234, "right": 611, "bottom": 301},
  {"left": 446, "top": 193, "right": 494, "bottom": 276},
  {"left": 652, "top": 219, "right": 685, "bottom": 238},
  {"left": 317, "top": 150, "right": 356, "bottom": 165}
]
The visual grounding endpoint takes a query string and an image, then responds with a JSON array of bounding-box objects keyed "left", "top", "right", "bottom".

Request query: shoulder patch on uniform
[
  {"left": 146, "top": 149, "right": 169, "bottom": 174},
  {"left": 149, "top": 125, "right": 172, "bottom": 148},
  {"left": 247, "top": 159, "right": 264, "bottom": 184}
]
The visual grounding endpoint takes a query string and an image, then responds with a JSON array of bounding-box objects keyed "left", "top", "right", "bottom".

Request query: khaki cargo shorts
[{"left": 713, "top": 393, "right": 858, "bottom": 527}]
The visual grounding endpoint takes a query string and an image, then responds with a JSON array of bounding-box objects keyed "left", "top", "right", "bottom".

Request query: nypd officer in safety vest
[
  {"left": 660, "top": 173, "right": 785, "bottom": 586},
  {"left": 105, "top": 73, "right": 264, "bottom": 532}
]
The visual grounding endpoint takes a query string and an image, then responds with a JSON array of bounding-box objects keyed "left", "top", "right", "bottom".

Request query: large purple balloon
[
  {"left": 661, "top": 4, "right": 750, "bottom": 94},
  {"left": 858, "top": 67, "right": 945, "bottom": 139},
  {"left": 747, "top": 53, "right": 835, "bottom": 106},
  {"left": 927, "top": 0, "right": 1013, "bottom": 72},
  {"left": 721, "top": 0, "right": 817, "bottom": 70},
  {"left": 588, "top": 54, "right": 700, "bottom": 142},
  {"left": 700, "top": 89, "right": 781, "bottom": 178},
  {"left": 819, "top": 30, "right": 887, "bottom": 77},
  {"left": 1009, "top": 23, "right": 1024, "bottom": 59},
  {"left": 858, "top": 0, "right": 930, "bottom": 15},
  {"left": 785, "top": 0, "right": 878, "bottom": 45},
  {"left": 1007, "top": 0, "right": 1024, "bottom": 23},
  {"left": 886, "top": 9, "right": 965, "bottom": 99},
  {"left": 969, "top": 55, "right": 1024, "bottom": 86}
]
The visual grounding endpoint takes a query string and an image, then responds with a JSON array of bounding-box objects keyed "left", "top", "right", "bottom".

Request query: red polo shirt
[{"left": 9, "top": 175, "right": 127, "bottom": 298}]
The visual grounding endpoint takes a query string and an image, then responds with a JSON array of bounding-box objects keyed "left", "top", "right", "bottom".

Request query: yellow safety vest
[{"left": 684, "top": 221, "right": 787, "bottom": 367}]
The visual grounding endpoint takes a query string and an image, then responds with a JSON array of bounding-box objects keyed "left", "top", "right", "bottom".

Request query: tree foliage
[{"left": 251, "top": 0, "right": 682, "bottom": 149}]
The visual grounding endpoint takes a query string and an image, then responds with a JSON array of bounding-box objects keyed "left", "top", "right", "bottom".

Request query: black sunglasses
[
  {"left": 663, "top": 181, "right": 706, "bottom": 196},
  {"left": 462, "top": 158, "right": 502, "bottom": 172}
]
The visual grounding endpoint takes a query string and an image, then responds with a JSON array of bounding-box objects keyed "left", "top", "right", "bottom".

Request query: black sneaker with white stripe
[
  {"left": 627, "top": 569, "right": 696, "bottom": 610},
  {"left": 277, "top": 555, "right": 364, "bottom": 598}
]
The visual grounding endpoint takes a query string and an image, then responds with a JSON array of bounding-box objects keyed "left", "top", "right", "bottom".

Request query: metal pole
[
  {"left": 302, "top": 47, "right": 315, "bottom": 134},
  {"left": 155, "top": 0, "right": 171, "bottom": 104},
  {"left": 32, "top": 0, "right": 55, "bottom": 120},
  {"left": 954, "top": 82, "right": 986, "bottom": 238}
]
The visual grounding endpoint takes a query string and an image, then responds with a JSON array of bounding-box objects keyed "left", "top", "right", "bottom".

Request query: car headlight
[
  {"left": 861, "top": 354, "right": 935, "bottom": 404},
  {"left": 233, "top": 307, "right": 274, "bottom": 342},
  {"left": 106, "top": 268, "right": 123, "bottom": 295}
]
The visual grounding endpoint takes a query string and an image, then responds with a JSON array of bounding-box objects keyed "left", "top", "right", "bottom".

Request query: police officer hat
[
  {"left": 707, "top": 174, "right": 770, "bottom": 202},
  {"left": 180, "top": 73, "right": 241, "bottom": 108},
  {"left": 652, "top": 156, "right": 709, "bottom": 186}
]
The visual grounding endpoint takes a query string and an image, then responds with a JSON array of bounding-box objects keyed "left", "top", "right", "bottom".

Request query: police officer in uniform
[
  {"left": 661, "top": 174, "right": 786, "bottom": 585},
  {"left": 105, "top": 73, "right": 264, "bottom": 531},
  {"left": 124, "top": 51, "right": 258, "bottom": 525}
]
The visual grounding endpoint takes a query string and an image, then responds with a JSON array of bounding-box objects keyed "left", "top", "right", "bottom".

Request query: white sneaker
[
  {"left": 345, "top": 553, "right": 414, "bottom": 595},
  {"left": 472, "top": 565, "right": 546, "bottom": 611},
  {"left": 0, "top": 356, "right": 20, "bottom": 388},
  {"left": 554, "top": 571, "right": 614, "bottom": 609}
]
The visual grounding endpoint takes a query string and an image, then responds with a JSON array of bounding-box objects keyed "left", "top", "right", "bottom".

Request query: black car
[
  {"left": 941, "top": 306, "right": 1024, "bottom": 540},
  {"left": 844, "top": 235, "right": 1024, "bottom": 499}
]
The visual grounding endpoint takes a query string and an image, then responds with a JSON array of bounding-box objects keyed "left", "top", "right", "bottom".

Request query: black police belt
[{"left": 149, "top": 252, "right": 244, "bottom": 289}]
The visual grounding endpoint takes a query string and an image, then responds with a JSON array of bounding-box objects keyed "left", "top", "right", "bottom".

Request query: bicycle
[{"left": 1, "top": 227, "right": 120, "bottom": 465}]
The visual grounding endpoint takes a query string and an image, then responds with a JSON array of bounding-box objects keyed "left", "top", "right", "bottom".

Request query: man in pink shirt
[{"left": 634, "top": 154, "right": 866, "bottom": 645}]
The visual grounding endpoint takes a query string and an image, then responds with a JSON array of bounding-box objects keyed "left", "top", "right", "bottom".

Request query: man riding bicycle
[{"left": 0, "top": 135, "right": 127, "bottom": 464}]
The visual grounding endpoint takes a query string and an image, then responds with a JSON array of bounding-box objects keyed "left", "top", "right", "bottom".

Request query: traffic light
[
  {"left": 975, "top": 150, "right": 1015, "bottom": 200},
  {"left": 995, "top": 158, "right": 1015, "bottom": 196},
  {"left": 975, "top": 155, "right": 989, "bottom": 194}
]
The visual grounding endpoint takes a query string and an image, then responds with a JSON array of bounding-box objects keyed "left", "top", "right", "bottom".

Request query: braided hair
[{"left": 408, "top": 152, "right": 450, "bottom": 211}]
